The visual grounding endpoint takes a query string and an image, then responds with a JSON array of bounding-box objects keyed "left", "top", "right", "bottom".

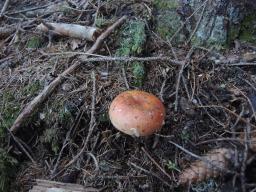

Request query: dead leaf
[{"left": 70, "top": 39, "right": 82, "bottom": 50}]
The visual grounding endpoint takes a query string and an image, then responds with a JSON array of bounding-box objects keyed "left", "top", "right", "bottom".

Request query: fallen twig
[
  {"left": 6, "top": 128, "right": 36, "bottom": 164},
  {"left": 141, "top": 146, "right": 173, "bottom": 181},
  {"left": 51, "top": 71, "right": 97, "bottom": 179},
  {"left": 51, "top": 104, "right": 88, "bottom": 177},
  {"left": 130, "top": 162, "right": 173, "bottom": 188},
  {"left": 222, "top": 62, "right": 256, "bottom": 66},
  {"left": 169, "top": 0, "right": 209, "bottom": 42},
  {"left": 186, "top": 0, "right": 208, "bottom": 44},
  {"left": 37, "top": 22, "right": 99, "bottom": 41},
  {"left": 10, "top": 15, "right": 127, "bottom": 133},
  {"left": 174, "top": 47, "right": 195, "bottom": 111},
  {"left": 63, "top": 70, "right": 96, "bottom": 167},
  {"left": 197, "top": 105, "right": 256, "bottom": 129},
  {"left": 0, "top": 25, "right": 16, "bottom": 38},
  {"left": 40, "top": 52, "right": 184, "bottom": 65},
  {"left": 241, "top": 122, "right": 250, "bottom": 192},
  {"left": 0, "top": 0, "right": 10, "bottom": 17}
]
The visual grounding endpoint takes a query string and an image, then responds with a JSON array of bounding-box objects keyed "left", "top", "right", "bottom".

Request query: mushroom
[{"left": 109, "top": 90, "right": 165, "bottom": 137}]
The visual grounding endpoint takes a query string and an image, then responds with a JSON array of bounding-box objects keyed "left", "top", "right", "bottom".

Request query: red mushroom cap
[{"left": 109, "top": 90, "right": 165, "bottom": 137}]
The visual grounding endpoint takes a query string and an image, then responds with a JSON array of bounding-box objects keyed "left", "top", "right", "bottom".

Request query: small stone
[
  {"left": 61, "top": 83, "right": 73, "bottom": 92},
  {"left": 39, "top": 113, "right": 46, "bottom": 120}
]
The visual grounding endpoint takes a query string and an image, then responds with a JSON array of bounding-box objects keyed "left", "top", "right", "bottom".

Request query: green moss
[
  {"left": 0, "top": 149, "right": 18, "bottom": 192},
  {"left": 27, "top": 36, "right": 43, "bottom": 49},
  {"left": 132, "top": 62, "right": 145, "bottom": 87},
  {"left": 155, "top": 10, "right": 184, "bottom": 41},
  {"left": 0, "top": 91, "right": 19, "bottom": 192},
  {"left": 239, "top": 14, "right": 256, "bottom": 43},
  {"left": 116, "top": 20, "right": 146, "bottom": 56},
  {"left": 40, "top": 128, "right": 59, "bottom": 154},
  {"left": 227, "top": 25, "right": 240, "bottom": 45},
  {"left": 95, "top": 16, "right": 115, "bottom": 28},
  {"left": 22, "top": 81, "right": 42, "bottom": 97},
  {"left": 58, "top": 107, "right": 72, "bottom": 125},
  {"left": 0, "top": 91, "right": 21, "bottom": 137},
  {"left": 99, "top": 112, "right": 109, "bottom": 123},
  {"left": 153, "top": 0, "right": 179, "bottom": 10},
  {"left": 59, "top": 4, "right": 72, "bottom": 15},
  {"left": 40, "top": 99, "right": 73, "bottom": 154}
]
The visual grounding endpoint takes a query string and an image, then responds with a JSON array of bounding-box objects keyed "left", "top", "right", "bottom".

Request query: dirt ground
[{"left": 1, "top": 0, "right": 256, "bottom": 192}]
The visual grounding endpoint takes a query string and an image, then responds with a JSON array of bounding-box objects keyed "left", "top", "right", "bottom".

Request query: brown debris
[
  {"left": 179, "top": 148, "right": 234, "bottom": 185},
  {"left": 239, "top": 131, "right": 256, "bottom": 152}
]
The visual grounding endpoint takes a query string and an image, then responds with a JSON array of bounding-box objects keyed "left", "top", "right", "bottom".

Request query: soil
[{"left": 0, "top": 0, "right": 256, "bottom": 192}]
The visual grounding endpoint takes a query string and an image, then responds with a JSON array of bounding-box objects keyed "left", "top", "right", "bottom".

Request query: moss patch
[
  {"left": 0, "top": 91, "right": 19, "bottom": 192},
  {"left": 155, "top": 10, "right": 184, "bottom": 42},
  {"left": 116, "top": 20, "right": 146, "bottom": 56},
  {"left": 239, "top": 13, "right": 256, "bottom": 43},
  {"left": 132, "top": 62, "right": 145, "bottom": 87},
  {"left": 0, "top": 91, "right": 21, "bottom": 137},
  {"left": 0, "top": 149, "right": 18, "bottom": 192},
  {"left": 153, "top": 0, "right": 179, "bottom": 10},
  {"left": 27, "top": 36, "right": 43, "bottom": 49},
  {"left": 95, "top": 15, "right": 116, "bottom": 28},
  {"left": 115, "top": 20, "right": 147, "bottom": 88},
  {"left": 22, "top": 81, "right": 42, "bottom": 97}
]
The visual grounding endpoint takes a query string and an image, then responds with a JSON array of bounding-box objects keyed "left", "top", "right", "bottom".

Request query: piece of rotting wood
[
  {"left": 29, "top": 179, "right": 99, "bottom": 192},
  {"left": 37, "top": 23, "right": 99, "bottom": 41}
]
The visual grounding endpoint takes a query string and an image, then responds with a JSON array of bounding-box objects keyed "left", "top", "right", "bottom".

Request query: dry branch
[
  {"left": 37, "top": 22, "right": 99, "bottom": 41},
  {"left": 0, "top": 0, "right": 10, "bottom": 17},
  {"left": 40, "top": 52, "right": 184, "bottom": 65},
  {"left": 10, "top": 15, "right": 127, "bottom": 133}
]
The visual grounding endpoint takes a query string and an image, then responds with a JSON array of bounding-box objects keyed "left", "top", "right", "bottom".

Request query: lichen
[{"left": 192, "top": 15, "right": 227, "bottom": 48}]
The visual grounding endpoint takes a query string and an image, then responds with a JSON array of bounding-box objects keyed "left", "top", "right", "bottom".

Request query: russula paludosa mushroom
[{"left": 109, "top": 90, "right": 165, "bottom": 137}]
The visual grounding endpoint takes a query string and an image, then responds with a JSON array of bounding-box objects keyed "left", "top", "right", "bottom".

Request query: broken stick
[
  {"left": 0, "top": 0, "right": 10, "bottom": 17},
  {"left": 10, "top": 15, "right": 127, "bottom": 133},
  {"left": 37, "top": 22, "right": 99, "bottom": 41}
]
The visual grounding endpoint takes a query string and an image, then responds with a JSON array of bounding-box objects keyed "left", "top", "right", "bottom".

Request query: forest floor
[{"left": 1, "top": 0, "right": 256, "bottom": 192}]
